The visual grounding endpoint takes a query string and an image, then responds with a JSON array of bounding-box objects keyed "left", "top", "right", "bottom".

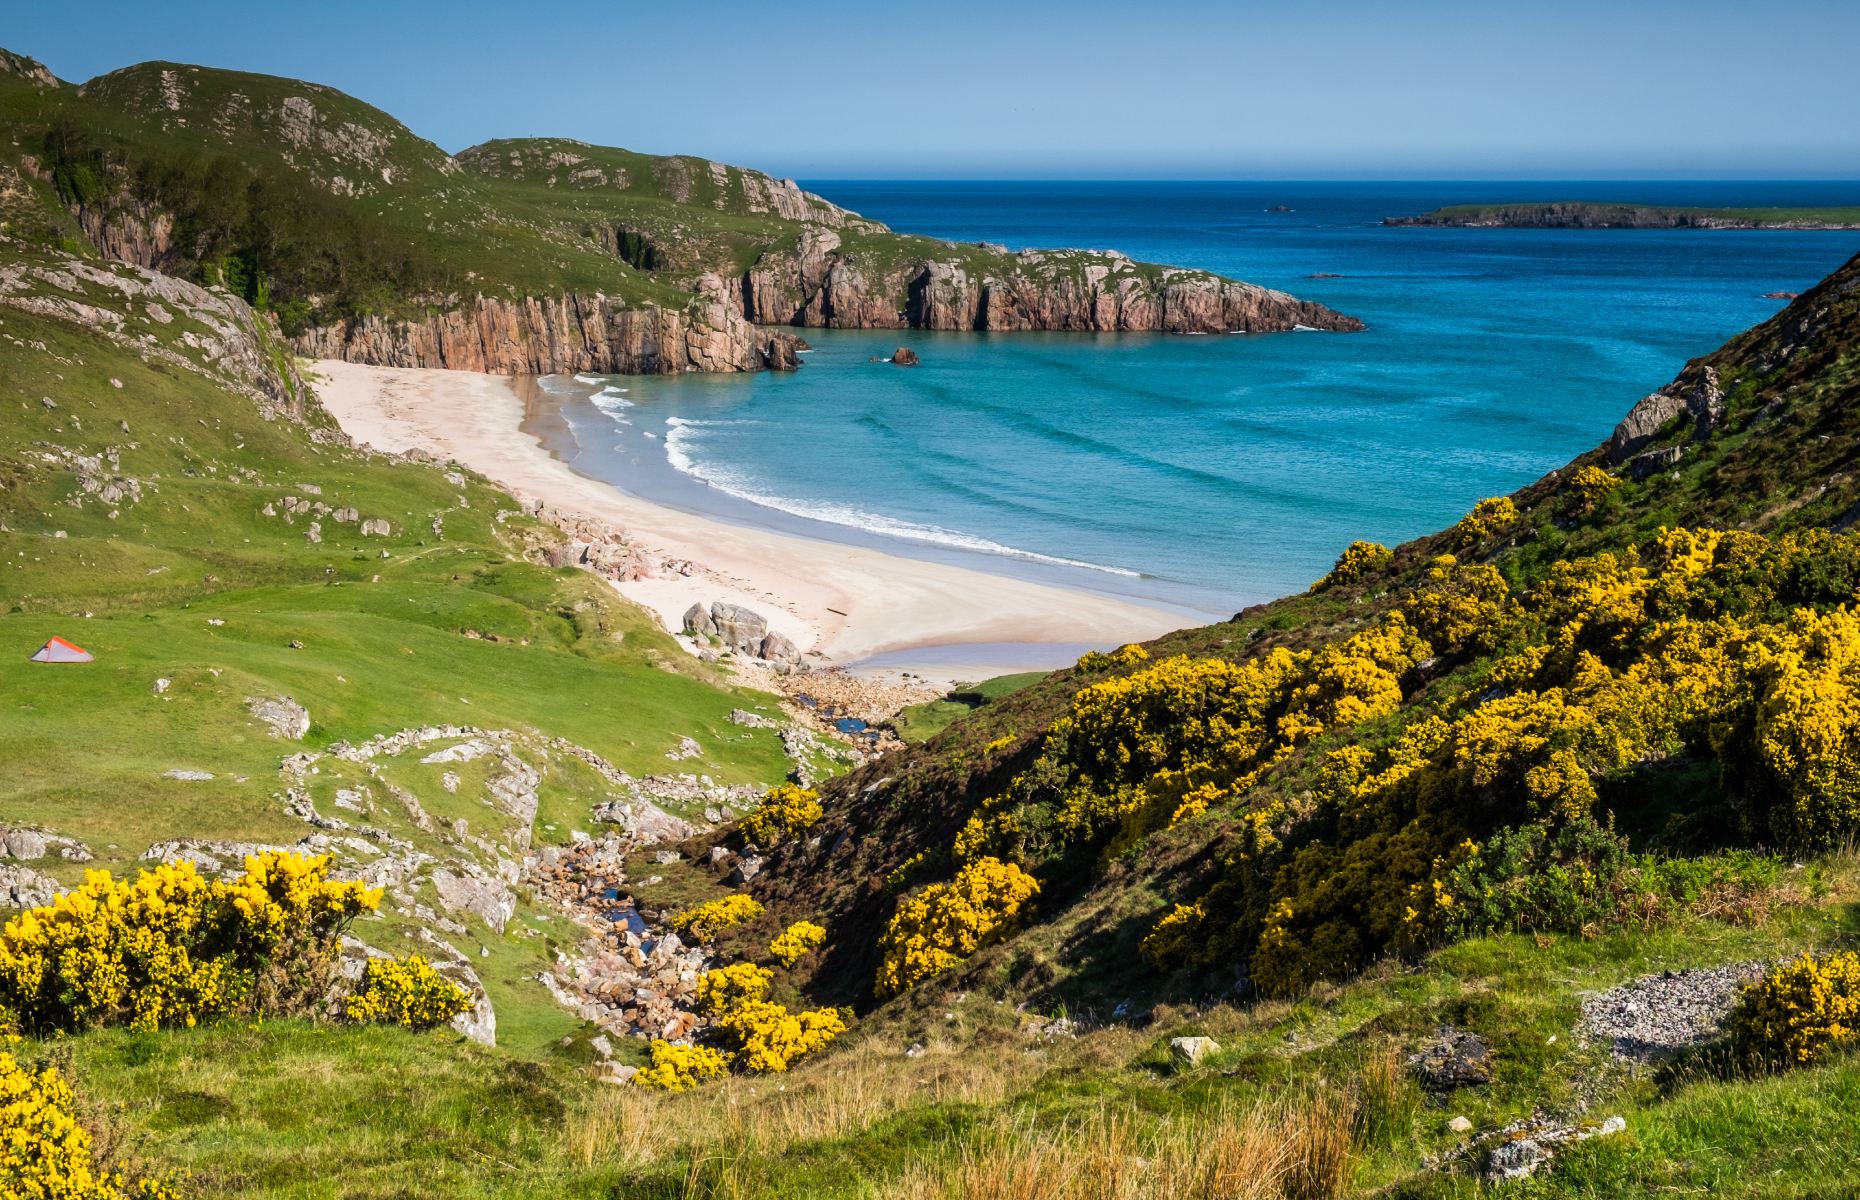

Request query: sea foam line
[{"left": 661, "top": 418, "right": 1140, "bottom": 578}]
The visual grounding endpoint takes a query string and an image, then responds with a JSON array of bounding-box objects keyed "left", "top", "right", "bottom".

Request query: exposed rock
[
  {"left": 683, "top": 603, "right": 718, "bottom": 639},
  {"left": 1170, "top": 1036, "right": 1221, "bottom": 1066},
  {"left": 163, "top": 768, "right": 215, "bottom": 781},
  {"left": 0, "top": 864, "right": 60, "bottom": 908},
  {"left": 708, "top": 602, "right": 769, "bottom": 655},
  {"left": 292, "top": 291, "right": 805, "bottom": 377},
  {"left": 1606, "top": 366, "right": 1724, "bottom": 465},
  {"left": 431, "top": 867, "right": 517, "bottom": 933},
  {"left": 758, "top": 631, "right": 800, "bottom": 664},
  {"left": 1448, "top": 1115, "right": 1474, "bottom": 1134},
  {"left": 890, "top": 346, "right": 920, "bottom": 366},
  {"left": 1408, "top": 1026, "right": 1493, "bottom": 1090},
  {"left": 246, "top": 695, "right": 311, "bottom": 739}
]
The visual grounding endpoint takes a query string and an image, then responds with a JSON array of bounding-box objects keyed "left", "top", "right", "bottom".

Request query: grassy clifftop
[
  {"left": 0, "top": 45, "right": 1359, "bottom": 368},
  {"left": 1387, "top": 200, "right": 1860, "bottom": 229}
]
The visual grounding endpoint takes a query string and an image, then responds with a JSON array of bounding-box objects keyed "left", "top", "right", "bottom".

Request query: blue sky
[{"left": 8, "top": 0, "right": 1858, "bottom": 179}]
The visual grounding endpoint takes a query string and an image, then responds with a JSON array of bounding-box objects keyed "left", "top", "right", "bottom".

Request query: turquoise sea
[{"left": 534, "top": 182, "right": 1860, "bottom": 622}]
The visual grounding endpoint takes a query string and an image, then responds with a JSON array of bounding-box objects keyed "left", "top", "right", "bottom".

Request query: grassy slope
[
  {"left": 0, "top": 235, "right": 797, "bottom": 1060},
  {"left": 44, "top": 865, "right": 1859, "bottom": 1198}
]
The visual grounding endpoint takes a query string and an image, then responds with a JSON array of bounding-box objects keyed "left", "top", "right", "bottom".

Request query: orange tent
[{"left": 29, "top": 636, "right": 93, "bottom": 663}]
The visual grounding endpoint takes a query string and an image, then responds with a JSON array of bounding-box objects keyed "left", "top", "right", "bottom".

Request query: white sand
[{"left": 309, "top": 361, "right": 1189, "bottom": 669}]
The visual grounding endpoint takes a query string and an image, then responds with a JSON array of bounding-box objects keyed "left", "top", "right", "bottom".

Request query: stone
[
  {"left": 728, "top": 854, "right": 764, "bottom": 884},
  {"left": 246, "top": 695, "right": 311, "bottom": 740},
  {"left": 0, "top": 864, "right": 60, "bottom": 908},
  {"left": 709, "top": 602, "right": 769, "bottom": 655},
  {"left": 1485, "top": 1138, "right": 1548, "bottom": 1182},
  {"left": 890, "top": 346, "right": 920, "bottom": 366},
  {"left": 431, "top": 868, "right": 517, "bottom": 933},
  {"left": 759, "top": 631, "right": 801, "bottom": 664},
  {"left": 1408, "top": 1026, "right": 1493, "bottom": 1090},
  {"left": 1169, "top": 1036, "right": 1221, "bottom": 1066},
  {"left": 1448, "top": 1115, "right": 1474, "bottom": 1134},
  {"left": 3, "top": 829, "right": 48, "bottom": 860},
  {"left": 683, "top": 602, "right": 718, "bottom": 639},
  {"left": 1578, "top": 962, "right": 1767, "bottom": 1062}
]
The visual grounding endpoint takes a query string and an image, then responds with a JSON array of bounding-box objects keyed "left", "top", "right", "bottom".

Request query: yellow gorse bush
[
  {"left": 695, "top": 962, "right": 772, "bottom": 1015},
  {"left": 711, "top": 1000, "right": 846, "bottom": 1073},
  {"left": 1726, "top": 951, "right": 1860, "bottom": 1068},
  {"left": 1107, "top": 524, "right": 1860, "bottom": 994},
  {"left": 767, "top": 921, "right": 826, "bottom": 968},
  {"left": 1452, "top": 495, "right": 1520, "bottom": 546},
  {"left": 875, "top": 857, "right": 1039, "bottom": 998},
  {"left": 343, "top": 954, "right": 471, "bottom": 1031},
  {"left": 1314, "top": 540, "right": 1393, "bottom": 591},
  {"left": 739, "top": 784, "right": 823, "bottom": 848},
  {"left": 669, "top": 894, "right": 764, "bottom": 943},
  {"left": 1, "top": 1048, "right": 177, "bottom": 1199},
  {"left": 1044, "top": 618, "right": 1428, "bottom": 852},
  {"left": 631, "top": 1040, "right": 728, "bottom": 1091},
  {"left": 1566, "top": 463, "right": 1621, "bottom": 511},
  {"left": 0, "top": 853, "right": 379, "bottom": 1033}
]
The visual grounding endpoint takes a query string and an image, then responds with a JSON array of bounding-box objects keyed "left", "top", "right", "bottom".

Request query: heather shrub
[
  {"left": 669, "top": 894, "right": 764, "bottom": 943},
  {"left": 343, "top": 954, "right": 471, "bottom": 1031},
  {"left": 739, "top": 784, "right": 823, "bottom": 847},
  {"left": 1726, "top": 951, "right": 1860, "bottom": 1068},
  {"left": 876, "top": 857, "right": 1040, "bottom": 998},
  {"left": 0, "top": 853, "right": 379, "bottom": 1033}
]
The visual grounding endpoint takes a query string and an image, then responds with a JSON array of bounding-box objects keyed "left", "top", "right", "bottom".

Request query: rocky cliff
[
  {"left": 1386, "top": 201, "right": 1860, "bottom": 230},
  {"left": 290, "top": 277, "right": 805, "bottom": 375},
  {"left": 741, "top": 233, "right": 1363, "bottom": 334}
]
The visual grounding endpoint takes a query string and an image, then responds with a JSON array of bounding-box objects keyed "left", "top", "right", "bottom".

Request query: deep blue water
[{"left": 549, "top": 182, "right": 1860, "bottom": 614}]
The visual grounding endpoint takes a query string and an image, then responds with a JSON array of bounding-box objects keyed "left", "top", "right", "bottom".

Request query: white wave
[
  {"left": 572, "top": 373, "right": 607, "bottom": 385},
  {"left": 661, "top": 418, "right": 1139, "bottom": 578}
]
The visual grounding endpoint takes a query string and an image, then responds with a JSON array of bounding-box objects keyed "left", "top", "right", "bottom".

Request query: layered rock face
[
  {"left": 292, "top": 286, "right": 805, "bottom": 376},
  {"left": 742, "top": 233, "right": 1363, "bottom": 334}
]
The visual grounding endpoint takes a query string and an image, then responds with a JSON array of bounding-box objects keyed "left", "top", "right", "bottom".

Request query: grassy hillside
[
  {"left": 11, "top": 250, "right": 1855, "bottom": 1200},
  {"left": 0, "top": 48, "right": 1331, "bottom": 351},
  {"left": 0, "top": 234, "right": 804, "bottom": 1066}
]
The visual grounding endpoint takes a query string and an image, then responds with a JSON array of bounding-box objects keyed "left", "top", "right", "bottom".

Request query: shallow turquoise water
[{"left": 550, "top": 182, "right": 1860, "bottom": 615}]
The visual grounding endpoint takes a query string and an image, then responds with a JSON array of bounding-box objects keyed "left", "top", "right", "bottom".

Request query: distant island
[{"left": 1385, "top": 201, "right": 1860, "bottom": 230}]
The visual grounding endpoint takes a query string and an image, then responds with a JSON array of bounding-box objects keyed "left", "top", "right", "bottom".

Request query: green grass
[
  {"left": 1397, "top": 201, "right": 1860, "bottom": 228},
  {"left": 25, "top": 864, "right": 1860, "bottom": 1198},
  {"left": 893, "top": 671, "right": 1048, "bottom": 743}
]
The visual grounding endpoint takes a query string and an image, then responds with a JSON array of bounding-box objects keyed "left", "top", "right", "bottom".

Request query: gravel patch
[{"left": 1577, "top": 961, "right": 1769, "bottom": 1061}]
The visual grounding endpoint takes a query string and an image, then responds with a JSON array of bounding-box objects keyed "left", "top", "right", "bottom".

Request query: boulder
[
  {"left": 0, "top": 864, "right": 60, "bottom": 908},
  {"left": 1169, "top": 1036, "right": 1221, "bottom": 1066},
  {"left": 890, "top": 347, "right": 920, "bottom": 366},
  {"left": 709, "top": 602, "right": 769, "bottom": 655},
  {"left": 430, "top": 868, "right": 517, "bottom": 934},
  {"left": 246, "top": 695, "right": 311, "bottom": 740},
  {"left": 1408, "top": 1026, "right": 1493, "bottom": 1090},
  {"left": 3, "top": 829, "right": 47, "bottom": 860},
  {"left": 683, "top": 603, "right": 718, "bottom": 639},
  {"left": 759, "top": 631, "right": 801, "bottom": 664}
]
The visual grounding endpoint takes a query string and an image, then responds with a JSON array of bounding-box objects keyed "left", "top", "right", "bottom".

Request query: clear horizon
[{"left": 7, "top": 0, "right": 1858, "bottom": 181}]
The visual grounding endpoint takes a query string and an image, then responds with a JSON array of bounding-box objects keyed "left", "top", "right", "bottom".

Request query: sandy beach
[{"left": 309, "top": 361, "right": 1190, "bottom": 675}]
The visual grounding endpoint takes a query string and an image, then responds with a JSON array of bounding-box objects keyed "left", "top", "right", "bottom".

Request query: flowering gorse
[
  {"left": 631, "top": 1040, "right": 728, "bottom": 1091},
  {"left": 668, "top": 895, "right": 763, "bottom": 943},
  {"left": 1, "top": 1046, "right": 178, "bottom": 1199},
  {"left": 767, "top": 921, "right": 826, "bottom": 968},
  {"left": 876, "top": 857, "right": 1039, "bottom": 998},
  {"left": 343, "top": 954, "right": 470, "bottom": 1031},
  {"left": 738, "top": 784, "right": 823, "bottom": 848},
  {"left": 0, "top": 853, "right": 379, "bottom": 1033},
  {"left": 1726, "top": 951, "right": 1860, "bottom": 1068}
]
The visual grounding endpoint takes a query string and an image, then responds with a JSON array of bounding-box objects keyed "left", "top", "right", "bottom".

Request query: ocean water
[{"left": 536, "top": 182, "right": 1860, "bottom": 618}]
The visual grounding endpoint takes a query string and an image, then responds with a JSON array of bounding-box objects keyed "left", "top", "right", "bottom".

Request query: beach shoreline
[{"left": 308, "top": 360, "right": 1194, "bottom": 682}]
